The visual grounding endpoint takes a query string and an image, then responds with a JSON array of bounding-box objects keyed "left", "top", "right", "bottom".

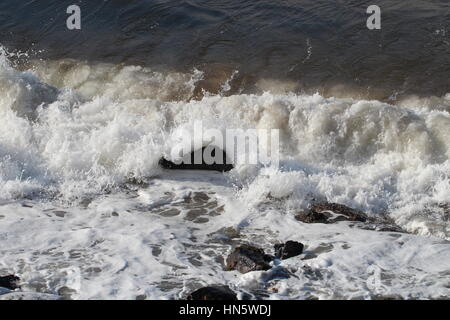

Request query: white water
[{"left": 0, "top": 47, "right": 449, "bottom": 299}]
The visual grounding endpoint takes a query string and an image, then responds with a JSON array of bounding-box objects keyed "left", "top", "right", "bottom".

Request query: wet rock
[
  {"left": 312, "top": 203, "right": 367, "bottom": 222},
  {"left": 225, "top": 245, "right": 272, "bottom": 273},
  {"left": 159, "top": 146, "right": 233, "bottom": 172},
  {"left": 296, "top": 202, "right": 408, "bottom": 234},
  {"left": 0, "top": 275, "right": 20, "bottom": 290},
  {"left": 295, "top": 210, "right": 330, "bottom": 223},
  {"left": 359, "top": 223, "right": 406, "bottom": 233},
  {"left": 187, "top": 285, "right": 238, "bottom": 300},
  {"left": 274, "top": 241, "right": 304, "bottom": 259},
  {"left": 295, "top": 202, "right": 367, "bottom": 223}
]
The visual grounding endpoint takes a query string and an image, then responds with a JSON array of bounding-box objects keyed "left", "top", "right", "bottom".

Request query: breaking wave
[{"left": 0, "top": 46, "right": 449, "bottom": 239}]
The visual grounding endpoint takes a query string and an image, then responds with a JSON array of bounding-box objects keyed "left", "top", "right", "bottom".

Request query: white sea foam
[
  {"left": 0, "top": 47, "right": 449, "bottom": 299},
  {"left": 1, "top": 51, "right": 448, "bottom": 237},
  {"left": 0, "top": 172, "right": 449, "bottom": 300}
]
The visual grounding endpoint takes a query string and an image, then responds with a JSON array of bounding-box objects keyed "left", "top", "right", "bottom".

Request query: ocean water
[{"left": 0, "top": 1, "right": 449, "bottom": 300}]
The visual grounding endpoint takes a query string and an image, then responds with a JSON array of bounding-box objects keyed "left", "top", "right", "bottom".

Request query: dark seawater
[{"left": 0, "top": 0, "right": 449, "bottom": 99}]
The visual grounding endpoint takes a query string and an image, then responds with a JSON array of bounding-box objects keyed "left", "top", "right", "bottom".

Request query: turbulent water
[{"left": 0, "top": 0, "right": 449, "bottom": 300}]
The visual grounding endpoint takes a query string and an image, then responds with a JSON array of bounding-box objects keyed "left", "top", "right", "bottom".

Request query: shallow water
[
  {"left": 1, "top": 171, "right": 449, "bottom": 300},
  {"left": 1, "top": 0, "right": 449, "bottom": 98}
]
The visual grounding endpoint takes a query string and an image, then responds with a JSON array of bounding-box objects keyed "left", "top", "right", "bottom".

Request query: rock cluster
[
  {"left": 225, "top": 241, "right": 305, "bottom": 273},
  {"left": 187, "top": 240, "right": 305, "bottom": 300}
]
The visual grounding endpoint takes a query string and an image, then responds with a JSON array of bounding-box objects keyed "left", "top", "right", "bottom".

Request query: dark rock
[
  {"left": 225, "top": 245, "right": 272, "bottom": 273},
  {"left": 274, "top": 241, "right": 304, "bottom": 259},
  {"left": 312, "top": 203, "right": 367, "bottom": 222},
  {"left": 159, "top": 146, "right": 233, "bottom": 172},
  {"left": 187, "top": 285, "right": 238, "bottom": 300},
  {"left": 0, "top": 275, "right": 20, "bottom": 290},
  {"left": 359, "top": 223, "right": 406, "bottom": 233},
  {"left": 295, "top": 202, "right": 367, "bottom": 224},
  {"left": 295, "top": 210, "right": 330, "bottom": 223},
  {"left": 296, "top": 202, "right": 409, "bottom": 234}
]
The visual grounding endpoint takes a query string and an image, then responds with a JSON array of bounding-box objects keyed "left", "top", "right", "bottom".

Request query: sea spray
[{"left": 0, "top": 49, "right": 449, "bottom": 238}]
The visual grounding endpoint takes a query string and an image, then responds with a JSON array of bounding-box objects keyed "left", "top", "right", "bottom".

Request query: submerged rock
[
  {"left": 187, "top": 285, "right": 238, "bottom": 300},
  {"left": 295, "top": 202, "right": 367, "bottom": 224},
  {"left": 312, "top": 203, "right": 367, "bottom": 222},
  {"left": 225, "top": 245, "right": 272, "bottom": 273},
  {"left": 295, "top": 210, "right": 330, "bottom": 224},
  {"left": 274, "top": 241, "right": 304, "bottom": 260},
  {"left": 0, "top": 275, "right": 20, "bottom": 290},
  {"left": 295, "top": 202, "right": 409, "bottom": 234},
  {"left": 358, "top": 222, "right": 406, "bottom": 233}
]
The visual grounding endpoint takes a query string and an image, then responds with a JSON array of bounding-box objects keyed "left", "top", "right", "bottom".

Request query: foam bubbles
[{"left": 0, "top": 49, "right": 448, "bottom": 238}]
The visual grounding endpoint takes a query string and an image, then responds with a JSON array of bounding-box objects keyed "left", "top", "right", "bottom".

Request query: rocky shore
[{"left": 185, "top": 202, "right": 413, "bottom": 300}]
